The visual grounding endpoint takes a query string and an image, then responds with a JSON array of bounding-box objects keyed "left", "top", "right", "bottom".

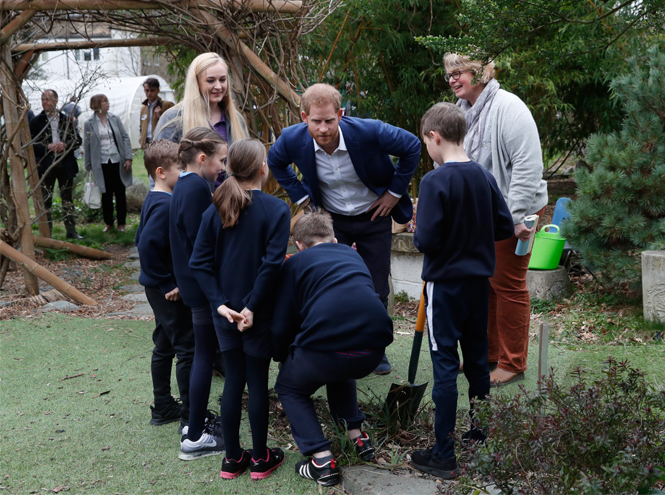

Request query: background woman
[
  {"left": 83, "top": 94, "right": 133, "bottom": 232},
  {"left": 154, "top": 52, "right": 248, "bottom": 188},
  {"left": 443, "top": 53, "right": 548, "bottom": 386}
]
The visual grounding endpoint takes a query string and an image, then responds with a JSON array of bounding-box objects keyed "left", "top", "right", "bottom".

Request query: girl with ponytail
[{"left": 190, "top": 139, "right": 291, "bottom": 480}]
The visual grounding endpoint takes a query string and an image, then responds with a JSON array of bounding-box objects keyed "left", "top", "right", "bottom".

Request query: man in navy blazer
[{"left": 268, "top": 84, "right": 421, "bottom": 374}]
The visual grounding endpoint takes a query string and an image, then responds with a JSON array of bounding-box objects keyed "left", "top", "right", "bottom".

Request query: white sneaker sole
[{"left": 178, "top": 449, "right": 223, "bottom": 461}]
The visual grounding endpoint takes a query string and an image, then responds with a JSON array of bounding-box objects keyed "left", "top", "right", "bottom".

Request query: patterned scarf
[{"left": 457, "top": 78, "right": 500, "bottom": 161}]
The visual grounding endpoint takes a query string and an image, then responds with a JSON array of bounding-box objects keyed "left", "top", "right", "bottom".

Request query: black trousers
[
  {"left": 41, "top": 164, "right": 76, "bottom": 235},
  {"left": 145, "top": 287, "right": 195, "bottom": 419},
  {"left": 330, "top": 211, "right": 392, "bottom": 307},
  {"left": 101, "top": 161, "right": 127, "bottom": 226}
]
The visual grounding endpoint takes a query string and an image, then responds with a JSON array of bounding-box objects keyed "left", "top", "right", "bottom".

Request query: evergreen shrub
[{"left": 564, "top": 45, "right": 665, "bottom": 286}]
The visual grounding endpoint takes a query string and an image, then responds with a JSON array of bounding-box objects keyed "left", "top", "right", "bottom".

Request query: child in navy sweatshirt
[
  {"left": 190, "top": 138, "right": 290, "bottom": 480},
  {"left": 170, "top": 127, "right": 227, "bottom": 461},
  {"left": 272, "top": 211, "right": 393, "bottom": 487},
  {"left": 411, "top": 103, "right": 514, "bottom": 479},
  {"left": 135, "top": 140, "right": 194, "bottom": 430}
]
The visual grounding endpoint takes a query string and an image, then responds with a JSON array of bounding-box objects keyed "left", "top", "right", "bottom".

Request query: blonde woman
[
  {"left": 443, "top": 53, "right": 548, "bottom": 388},
  {"left": 154, "top": 52, "right": 247, "bottom": 187},
  {"left": 83, "top": 94, "right": 133, "bottom": 232}
]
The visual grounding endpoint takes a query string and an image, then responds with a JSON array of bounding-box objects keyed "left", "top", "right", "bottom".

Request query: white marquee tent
[{"left": 23, "top": 75, "right": 177, "bottom": 149}]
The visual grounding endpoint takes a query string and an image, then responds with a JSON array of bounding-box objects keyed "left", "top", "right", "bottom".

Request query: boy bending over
[
  {"left": 412, "top": 103, "right": 514, "bottom": 478},
  {"left": 272, "top": 211, "right": 393, "bottom": 486}
]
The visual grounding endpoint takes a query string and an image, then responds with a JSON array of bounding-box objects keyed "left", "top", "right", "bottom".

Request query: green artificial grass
[{"left": 2, "top": 314, "right": 664, "bottom": 494}]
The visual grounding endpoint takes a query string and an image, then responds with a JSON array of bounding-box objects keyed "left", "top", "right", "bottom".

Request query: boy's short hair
[
  {"left": 144, "top": 140, "right": 180, "bottom": 180},
  {"left": 293, "top": 210, "right": 335, "bottom": 247},
  {"left": 420, "top": 102, "right": 467, "bottom": 145},
  {"left": 143, "top": 77, "right": 160, "bottom": 89},
  {"left": 301, "top": 84, "right": 342, "bottom": 115}
]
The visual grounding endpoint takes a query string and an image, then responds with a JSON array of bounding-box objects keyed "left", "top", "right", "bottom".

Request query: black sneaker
[
  {"left": 411, "top": 449, "right": 460, "bottom": 479},
  {"left": 149, "top": 400, "right": 182, "bottom": 426},
  {"left": 295, "top": 457, "right": 340, "bottom": 486},
  {"left": 461, "top": 427, "right": 487, "bottom": 445},
  {"left": 250, "top": 447, "right": 285, "bottom": 480},
  {"left": 220, "top": 450, "right": 251, "bottom": 479},
  {"left": 352, "top": 431, "right": 375, "bottom": 461}
]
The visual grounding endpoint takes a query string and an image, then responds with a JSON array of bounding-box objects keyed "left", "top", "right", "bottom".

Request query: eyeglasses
[{"left": 445, "top": 70, "right": 474, "bottom": 84}]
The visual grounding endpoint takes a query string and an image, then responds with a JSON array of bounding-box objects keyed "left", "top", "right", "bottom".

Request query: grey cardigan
[
  {"left": 472, "top": 89, "right": 548, "bottom": 225},
  {"left": 83, "top": 113, "right": 133, "bottom": 193},
  {"left": 153, "top": 105, "right": 245, "bottom": 146}
]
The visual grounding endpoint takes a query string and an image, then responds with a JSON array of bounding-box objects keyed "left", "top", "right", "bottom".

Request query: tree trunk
[{"left": 33, "top": 235, "right": 113, "bottom": 260}]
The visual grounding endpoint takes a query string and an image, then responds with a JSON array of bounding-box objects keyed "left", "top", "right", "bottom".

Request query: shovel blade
[{"left": 385, "top": 381, "right": 428, "bottom": 428}]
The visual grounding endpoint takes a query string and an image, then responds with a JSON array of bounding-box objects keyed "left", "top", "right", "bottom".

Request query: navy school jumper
[
  {"left": 189, "top": 191, "right": 291, "bottom": 358},
  {"left": 135, "top": 190, "right": 177, "bottom": 295},
  {"left": 413, "top": 160, "right": 514, "bottom": 282},
  {"left": 169, "top": 173, "right": 213, "bottom": 308},
  {"left": 271, "top": 243, "right": 394, "bottom": 362}
]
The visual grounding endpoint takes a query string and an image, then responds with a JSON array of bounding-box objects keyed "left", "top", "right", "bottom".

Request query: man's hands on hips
[
  {"left": 369, "top": 191, "right": 399, "bottom": 221},
  {"left": 48, "top": 142, "right": 65, "bottom": 153}
]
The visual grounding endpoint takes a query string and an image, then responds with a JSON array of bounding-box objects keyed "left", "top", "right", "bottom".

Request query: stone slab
[
  {"left": 642, "top": 251, "right": 665, "bottom": 323},
  {"left": 119, "top": 284, "right": 144, "bottom": 293},
  {"left": 40, "top": 301, "right": 79, "bottom": 312},
  {"left": 526, "top": 266, "right": 573, "bottom": 301},
  {"left": 343, "top": 466, "right": 440, "bottom": 495},
  {"left": 391, "top": 251, "right": 424, "bottom": 300},
  {"left": 125, "top": 260, "right": 141, "bottom": 269},
  {"left": 129, "top": 271, "right": 140, "bottom": 280},
  {"left": 392, "top": 233, "right": 419, "bottom": 253},
  {"left": 121, "top": 293, "right": 147, "bottom": 303},
  {"left": 128, "top": 252, "right": 140, "bottom": 260}
]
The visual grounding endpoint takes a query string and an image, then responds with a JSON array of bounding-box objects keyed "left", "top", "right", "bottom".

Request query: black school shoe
[
  {"left": 352, "top": 431, "right": 376, "bottom": 461},
  {"left": 411, "top": 449, "right": 461, "bottom": 479},
  {"left": 149, "top": 399, "right": 182, "bottom": 426},
  {"left": 295, "top": 457, "right": 340, "bottom": 486},
  {"left": 250, "top": 447, "right": 285, "bottom": 480},
  {"left": 461, "top": 427, "right": 487, "bottom": 445},
  {"left": 220, "top": 450, "right": 251, "bottom": 479}
]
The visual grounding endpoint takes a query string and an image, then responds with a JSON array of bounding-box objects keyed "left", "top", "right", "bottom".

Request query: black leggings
[
  {"left": 187, "top": 306, "right": 216, "bottom": 442},
  {"left": 221, "top": 350, "right": 270, "bottom": 461}
]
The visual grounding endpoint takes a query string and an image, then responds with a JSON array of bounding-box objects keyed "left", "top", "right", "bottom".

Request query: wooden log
[
  {"left": 0, "top": 0, "right": 302, "bottom": 13},
  {"left": 0, "top": 8, "right": 36, "bottom": 44},
  {"left": 13, "top": 36, "right": 173, "bottom": 53},
  {"left": 0, "top": 240, "right": 97, "bottom": 306},
  {"left": 1, "top": 42, "right": 39, "bottom": 295},
  {"left": 18, "top": 109, "right": 51, "bottom": 238},
  {"left": 33, "top": 235, "right": 113, "bottom": 260}
]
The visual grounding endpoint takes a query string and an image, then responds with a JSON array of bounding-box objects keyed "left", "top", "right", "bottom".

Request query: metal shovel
[{"left": 385, "top": 283, "right": 429, "bottom": 428}]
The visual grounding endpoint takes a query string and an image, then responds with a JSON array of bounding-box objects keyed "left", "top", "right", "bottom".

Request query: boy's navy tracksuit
[
  {"left": 135, "top": 190, "right": 194, "bottom": 419},
  {"left": 189, "top": 190, "right": 291, "bottom": 359},
  {"left": 414, "top": 160, "right": 514, "bottom": 461},
  {"left": 272, "top": 243, "right": 394, "bottom": 455}
]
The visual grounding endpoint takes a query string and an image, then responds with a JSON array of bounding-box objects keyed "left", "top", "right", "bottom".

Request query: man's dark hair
[
  {"left": 420, "top": 102, "right": 467, "bottom": 145},
  {"left": 143, "top": 77, "right": 160, "bottom": 89},
  {"left": 43, "top": 89, "right": 58, "bottom": 100},
  {"left": 144, "top": 140, "right": 180, "bottom": 180},
  {"left": 293, "top": 210, "right": 335, "bottom": 247}
]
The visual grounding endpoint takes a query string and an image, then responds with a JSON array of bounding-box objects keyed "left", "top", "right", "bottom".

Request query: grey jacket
[
  {"left": 473, "top": 89, "right": 548, "bottom": 225},
  {"left": 83, "top": 113, "right": 133, "bottom": 193},
  {"left": 153, "top": 105, "right": 245, "bottom": 146}
]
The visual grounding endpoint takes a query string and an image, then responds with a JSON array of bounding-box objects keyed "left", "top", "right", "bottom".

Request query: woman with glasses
[{"left": 443, "top": 53, "right": 548, "bottom": 387}]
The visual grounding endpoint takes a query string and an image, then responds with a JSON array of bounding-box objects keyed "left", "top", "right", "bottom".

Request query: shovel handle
[{"left": 408, "top": 283, "right": 427, "bottom": 384}]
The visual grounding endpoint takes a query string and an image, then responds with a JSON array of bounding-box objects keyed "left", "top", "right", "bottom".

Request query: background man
[
  {"left": 29, "top": 89, "right": 82, "bottom": 239},
  {"left": 268, "top": 83, "right": 420, "bottom": 374},
  {"left": 140, "top": 77, "right": 174, "bottom": 149}
]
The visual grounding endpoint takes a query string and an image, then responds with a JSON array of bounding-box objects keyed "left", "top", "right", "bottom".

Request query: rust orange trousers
[{"left": 488, "top": 207, "right": 546, "bottom": 373}]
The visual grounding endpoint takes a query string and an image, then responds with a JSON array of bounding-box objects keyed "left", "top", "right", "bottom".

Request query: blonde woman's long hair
[{"left": 170, "top": 52, "right": 247, "bottom": 143}]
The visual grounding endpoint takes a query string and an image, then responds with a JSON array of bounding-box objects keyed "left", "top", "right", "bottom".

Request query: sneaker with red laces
[
  {"left": 220, "top": 450, "right": 251, "bottom": 479},
  {"left": 250, "top": 447, "right": 285, "bottom": 480},
  {"left": 352, "top": 431, "right": 376, "bottom": 461},
  {"left": 295, "top": 457, "right": 340, "bottom": 486}
]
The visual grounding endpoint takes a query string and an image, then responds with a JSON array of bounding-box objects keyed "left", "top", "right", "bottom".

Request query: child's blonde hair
[{"left": 212, "top": 139, "right": 266, "bottom": 228}]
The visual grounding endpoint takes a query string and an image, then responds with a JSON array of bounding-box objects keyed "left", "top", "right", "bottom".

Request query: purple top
[{"left": 212, "top": 110, "right": 228, "bottom": 188}]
